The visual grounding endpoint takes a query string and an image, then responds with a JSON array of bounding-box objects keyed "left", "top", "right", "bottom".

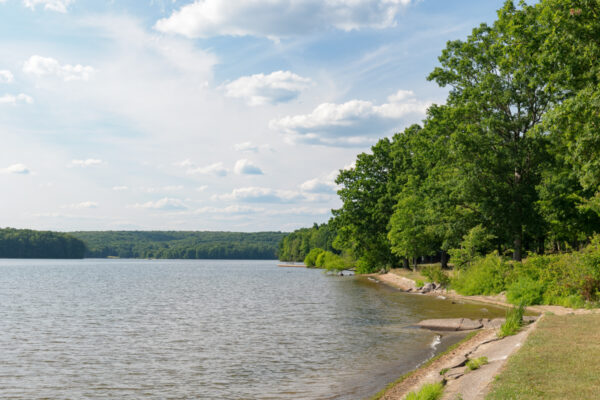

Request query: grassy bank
[{"left": 486, "top": 314, "right": 600, "bottom": 399}]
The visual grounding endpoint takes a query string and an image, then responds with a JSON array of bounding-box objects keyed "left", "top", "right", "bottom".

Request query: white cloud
[
  {"left": 224, "top": 70, "right": 311, "bottom": 106},
  {"left": 269, "top": 89, "right": 430, "bottom": 146},
  {"left": 177, "top": 159, "right": 228, "bottom": 176},
  {"left": 63, "top": 201, "right": 98, "bottom": 209},
  {"left": 23, "top": 55, "right": 95, "bottom": 81},
  {"left": 234, "top": 159, "right": 263, "bottom": 175},
  {"left": 69, "top": 158, "right": 103, "bottom": 167},
  {"left": 215, "top": 186, "right": 304, "bottom": 203},
  {"left": 196, "top": 185, "right": 208, "bottom": 192},
  {"left": 0, "top": 70, "right": 14, "bottom": 83},
  {"left": 112, "top": 185, "right": 128, "bottom": 191},
  {"left": 155, "top": 0, "right": 413, "bottom": 39},
  {"left": 133, "top": 197, "right": 188, "bottom": 210},
  {"left": 0, "top": 163, "right": 31, "bottom": 174},
  {"left": 300, "top": 170, "right": 339, "bottom": 194},
  {"left": 23, "top": 0, "right": 73, "bottom": 13},
  {"left": 0, "top": 93, "right": 33, "bottom": 105},
  {"left": 234, "top": 142, "right": 274, "bottom": 153}
]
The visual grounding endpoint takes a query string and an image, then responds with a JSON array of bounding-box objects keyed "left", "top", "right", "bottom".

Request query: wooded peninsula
[{"left": 279, "top": 0, "right": 600, "bottom": 309}]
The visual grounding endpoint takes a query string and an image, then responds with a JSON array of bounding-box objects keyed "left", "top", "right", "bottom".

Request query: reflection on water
[{"left": 0, "top": 259, "right": 506, "bottom": 399}]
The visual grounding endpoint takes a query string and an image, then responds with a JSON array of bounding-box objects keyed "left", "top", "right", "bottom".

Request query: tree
[
  {"left": 428, "top": 1, "right": 556, "bottom": 260},
  {"left": 333, "top": 125, "right": 425, "bottom": 271}
]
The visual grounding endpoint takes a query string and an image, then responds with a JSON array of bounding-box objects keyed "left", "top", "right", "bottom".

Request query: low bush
[
  {"left": 448, "top": 236, "right": 600, "bottom": 308},
  {"left": 451, "top": 253, "right": 512, "bottom": 295},
  {"left": 405, "top": 382, "right": 444, "bottom": 400},
  {"left": 314, "top": 251, "right": 352, "bottom": 271},
  {"left": 422, "top": 265, "right": 450, "bottom": 287},
  {"left": 498, "top": 305, "right": 524, "bottom": 338},
  {"left": 304, "top": 248, "right": 325, "bottom": 267},
  {"left": 466, "top": 356, "right": 488, "bottom": 371},
  {"left": 506, "top": 277, "right": 544, "bottom": 305},
  {"left": 415, "top": 279, "right": 425, "bottom": 288}
]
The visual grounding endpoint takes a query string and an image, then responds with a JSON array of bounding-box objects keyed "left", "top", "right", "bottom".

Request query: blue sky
[{"left": 0, "top": 0, "right": 508, "bottom": 232}]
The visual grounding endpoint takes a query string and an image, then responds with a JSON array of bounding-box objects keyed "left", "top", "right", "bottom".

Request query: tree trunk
[
  {"left": 403, "top": 258, "right": 409, "bottom": 269},
  {"left": 440, "top": 250, "right": 448, "bottom": 269},
  {"left": 513, "top": 229, "right": 522, "bottom": 261}
]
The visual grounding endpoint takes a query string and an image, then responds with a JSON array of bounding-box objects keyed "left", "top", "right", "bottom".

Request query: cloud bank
[
  {"left": 270, "top": 89, "right": 429, "bottom": 146},
  {"left": 155, "top": 0, "right": 413, "bottom": 39}
]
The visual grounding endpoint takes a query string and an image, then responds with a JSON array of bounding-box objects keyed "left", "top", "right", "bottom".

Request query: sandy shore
[{"left": 369, "top": 271, "right": 594, "bottom": 399}]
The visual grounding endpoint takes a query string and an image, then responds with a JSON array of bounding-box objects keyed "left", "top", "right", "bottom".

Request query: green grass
[
  {"left": 498, "top": 305, "right": 524, "bottom": 338},
  {"left": 367, "top": 331, "right": 479, "bottom": 400},
  {"left": 486, "top": 314, "right": 600, "bottom": 399},
  {"left": 405, "top": 382, "right": 444, "bottom": 400},
  {"left": 466, "top": 356, "right": 488, "bottom": 371}
]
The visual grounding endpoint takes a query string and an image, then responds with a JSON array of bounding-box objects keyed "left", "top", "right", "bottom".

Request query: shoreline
[{"left": 366, "top": 271, "right": 592, "bottom": 399}]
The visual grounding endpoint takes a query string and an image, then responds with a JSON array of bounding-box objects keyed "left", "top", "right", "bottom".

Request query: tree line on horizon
[
  {"left": 279, "top": 0, "right": 600, "bottom": 274},
  {"left": 0, "top": 228, "right": 86, "bottom": 259},
  {"left": 0, "top": 229, "right": 285, "bottom": 260},
  {"left": 71, "top": 230, "right": 285, "bottom": 259}
]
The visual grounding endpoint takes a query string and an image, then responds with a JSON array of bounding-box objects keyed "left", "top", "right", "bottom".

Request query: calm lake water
[{"left": 0, "top": 259, "right": 507, "bottom": 399}]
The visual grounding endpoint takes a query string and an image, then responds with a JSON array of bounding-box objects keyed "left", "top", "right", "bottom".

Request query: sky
[{"left": 0, "top": 0, "right": 509, "bottom": 232}]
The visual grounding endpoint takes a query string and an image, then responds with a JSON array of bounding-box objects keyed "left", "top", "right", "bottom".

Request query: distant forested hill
[
  {"left": 0, "top": 228, "right": 86, "bottom": 258},
  {"left": 70, "top": 231, "right": 286, "bottom": 259}
]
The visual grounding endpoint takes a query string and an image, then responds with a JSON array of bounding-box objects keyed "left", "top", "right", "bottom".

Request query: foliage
[
  {"left": 315, "top": 251, "right": 352, "bottom": 271},
  {"left": 451, "top": 253, "right": 512, "bottom": 296},
  {"left": 72, "top": 231, "right": 285, "bottom": 259},
  {"left": 421, "top": 265, "right": 450, "bottom": 287},
  {"left": 278, "top": 223, "right": 337, "bottom": 262},
  {"left": 415, "top": 279, "right": 425, "bottom": 288},
  {"left": 498, "top": 304, "right": 525, "bottom": 338},
  {"left": 303, "top": 248, "right": 325, "bottom": 267},
  {"left": 466, "top": 356, "right": 488, "bottom": 371},
  {"left": 448, "top": 225, "right": 496, "bottom": 270},
  {"left": 0, "top": 228, "right": 86, "bottom": 259},
  {"left": 506, "top": 277, "right": 545, "bottom": 306},
  {"left": 405, "top": 382, "right": 444, "bottom": 400}
]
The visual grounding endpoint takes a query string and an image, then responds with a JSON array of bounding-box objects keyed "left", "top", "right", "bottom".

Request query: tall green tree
[
  {"left": 333, "top": 125, "right": 425, "bottom": 271},
  {"left": 428, "top": 1, "right": 556, "bottom": 260}
]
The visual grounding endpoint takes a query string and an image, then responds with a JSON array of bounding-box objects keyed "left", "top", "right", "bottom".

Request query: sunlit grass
[{"left": 487, "top": 314, "right": 600, "bottom": 399}]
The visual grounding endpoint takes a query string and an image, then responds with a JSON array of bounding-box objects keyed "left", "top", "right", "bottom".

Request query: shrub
[
  {"left": 315, "top": 252, "right": 327, "bottom": 268},
  {"left": 498, "top": 304, "right": 524, "bottom": 338},
  {"left": 304, "top": 248, "right": 325, "bottom": 267},
  {"left": 314, "top": 251, "right": 352, "bottom": 271},
  {"left": 448, "top": 225, "right": 496, "bottom": 269},
  {"left": 451, "top": 253, "right": 512, "bottom": 295},
  {"left": 415, "top": 279, "right": 425, "bottom": 288},
  {"left": 466, "top": 356, "right": 488, "bottom": 371},
  {"left": 405, "top": 382, "right": 444, "bottom": 400},
  {"left": 506, "top": 277, "right": 545, "bottom": 305},
  {"left": 422, "top": 265, "right": 450, "bottom": 287}
]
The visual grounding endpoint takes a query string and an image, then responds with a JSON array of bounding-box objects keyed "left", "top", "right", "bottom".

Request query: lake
[{"left": 0, "top": 259, "right": 506, "bottom": 399}]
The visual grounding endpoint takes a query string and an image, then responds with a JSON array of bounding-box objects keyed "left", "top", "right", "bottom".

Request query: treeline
[
  {"left": 0, "top": 228, "right": 86, "bottom": 258},
  {"left": 278, "top": 223, "right": 337, "bottom": 262},
  {"left": 71, "top": 231, "right": 285, "bottom": 259},
  {"left": 280, "top": 0, "right": 600, "bottom": 275}
]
